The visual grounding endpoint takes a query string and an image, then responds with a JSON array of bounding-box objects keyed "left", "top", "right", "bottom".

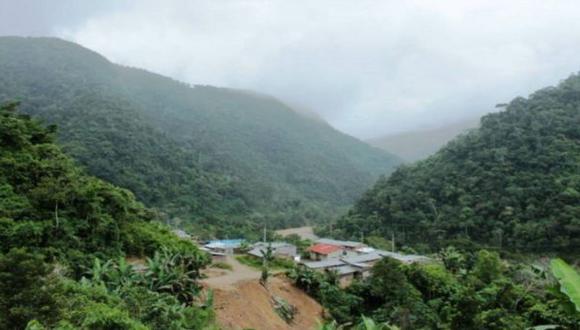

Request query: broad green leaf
[
  {"left": 526, "top": 325, "right": 560, "bottom": 330},
  {"left": 551, "top": 258, "right": 580, "bottom": 312}
]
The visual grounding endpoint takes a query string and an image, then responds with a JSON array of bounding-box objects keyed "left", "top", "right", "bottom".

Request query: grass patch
[
  {"left": 236, "top": 255, "right": 295, "bottom": 270},
  {"left": 210, "top": 262, "right": 233, "bottom": 270}
]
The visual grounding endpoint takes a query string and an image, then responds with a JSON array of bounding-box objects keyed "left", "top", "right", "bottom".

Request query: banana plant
[
  {"left": 550, "top": 258, "right": 580, "bottom": 312},
  {"left": 356, "top": 316, "right": 400, "bottom": 330},
  {"left": 144, "top": 248, "right": 203, "bottom": 304}
]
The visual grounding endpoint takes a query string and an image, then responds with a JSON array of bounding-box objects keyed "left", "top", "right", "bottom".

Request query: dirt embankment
[
  {"left": 211, "top": 276, "right": 324, "bottom": 330},
  {"left": 201, "top": 254, "right": 323, "bottom": 329}
]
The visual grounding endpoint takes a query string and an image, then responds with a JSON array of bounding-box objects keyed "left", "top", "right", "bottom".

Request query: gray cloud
[
  {"left": 4, "top": 0, "right": 580, "bottom": 138},
  {"left": 0, "top": 0, "right": 124, "bottom": 36}
]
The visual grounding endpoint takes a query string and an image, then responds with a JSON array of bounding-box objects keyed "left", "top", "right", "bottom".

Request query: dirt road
[{"left": 201, "top": 255, "right": 260, "bottom": 290}]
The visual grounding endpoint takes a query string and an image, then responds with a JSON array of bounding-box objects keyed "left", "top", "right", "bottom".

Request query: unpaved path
[
  {"left": 275, "top": 226, "right": 318, "bottom": 241},
  {"left": 201, "top": 255, "right": 260, "bottom": 290}
]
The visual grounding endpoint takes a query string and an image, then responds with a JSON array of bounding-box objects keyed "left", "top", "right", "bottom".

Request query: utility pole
[
  {"left": 263, "top": 225, "right": 267, "bottom": 243},
  {"left": 391, "top": 231, "right": 395, "bottom": 252}
]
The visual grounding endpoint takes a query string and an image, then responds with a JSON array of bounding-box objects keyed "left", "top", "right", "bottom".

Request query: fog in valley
[{"left": 4, "top": 0, "right": 580, "bottom": 139}]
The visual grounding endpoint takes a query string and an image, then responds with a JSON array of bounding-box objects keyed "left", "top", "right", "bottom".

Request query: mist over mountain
[
  {"left": 368, "top": 118, "right": 480, "bottom": 162},
  {"left": 0, "top": 36, "right": 400, "bottom": 236}
]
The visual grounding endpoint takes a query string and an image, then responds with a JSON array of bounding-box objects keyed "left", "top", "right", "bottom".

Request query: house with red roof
[{"left": 307, "top": 243, "right": 344, "bottom": 261}]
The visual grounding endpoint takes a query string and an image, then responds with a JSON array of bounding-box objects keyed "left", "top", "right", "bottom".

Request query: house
[
  {"left": 342, "top": 253, "right": 382, "bottom": 267},
  {"left": 204, "top": 239, "right": 245, "bottom": 255},
  {"left": 247, "top": 242, "right": 298, "bottom": 259},
  {"left": 375, "top": 250, "right": 432, "bottom": 264},
  {"left": 334, "top": 265, "right": 364, "bottom": 287},
  {"left": 340, "top": 253, "right": 383, "bottom": 279},
  {"left": 199, "top": 247, "right": 227, "bottom": 261},
  {"left": 316, "top": 238, "right": 366, "bottom": 256},
  {"left": 301, "top": 245, "right": 433, "bottom": 287},
  {"left": 301, "top": 258, "right": 345, "bottom": 270},
  {"left": 300, "top": 259, "right": 365, "bottom": 287},
  {"left": 307, "top": 243, "right": 344, "bottom": 261}
]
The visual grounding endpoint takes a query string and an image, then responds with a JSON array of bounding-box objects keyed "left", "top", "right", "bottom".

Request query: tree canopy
[
  {"left": 0, "top": 103, "right": 212, "bottom": 329},
  {"left": 334, "top": 73, "right": 580, "bottom": 254},
  {"left": 0, "top": 37, "right": 400, "bottom": 237}
]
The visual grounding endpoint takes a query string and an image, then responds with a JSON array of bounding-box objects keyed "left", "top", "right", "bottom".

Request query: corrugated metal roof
[
  {"left": 317, "top": 238, "right": 366, "bottom": 248},
  {"left": 397, "top": 255, "right": 432, "bottom": 263},
  {"left": 302, "top": 259, "right": 345, "bottom": 269},
  {"left": 205, "top": 239, "right": 244, "bottom": 249},
  {"left": 253, "top": 242, "right": 294, "bottom": 249},
  {"left": 247, "top": 248, "right": 263, "bottom": 258},
  {"left": 341, "top": 253, "right": 382, "bottom": 265},
  {"left": 375, "top": 250, "right": 431, "bottom": 263},
  {"left": 302, "top": 250, "right": 431, "bottom": 270}
]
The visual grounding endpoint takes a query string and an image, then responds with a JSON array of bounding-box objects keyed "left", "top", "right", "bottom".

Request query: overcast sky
[{"left": 2, "top": 0, "right": 580, "bottom": 139}]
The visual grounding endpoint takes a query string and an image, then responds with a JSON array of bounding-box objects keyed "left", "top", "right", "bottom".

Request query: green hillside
[
  {"left": 335, "top": 74, "right": 580, "bottom": 254},
  {"left": 0, "top": 103, "right": 213, "bottom": 329},
  {"left": 0, "top": 37, "right": 400, "bottom": 236}
]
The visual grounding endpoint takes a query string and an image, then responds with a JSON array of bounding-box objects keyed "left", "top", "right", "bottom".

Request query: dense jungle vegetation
[
  {"left": 0, "top": 37, "right": 400, "bottom": 238},
  {"left": 0, "top": 103, "right": 213, "bottom": 329},
  {"left": 291, "top": 248, "right": 580, "bottom": 330},
  {"left": 333, "top": 74, "right": 580, "bottom": 254}
]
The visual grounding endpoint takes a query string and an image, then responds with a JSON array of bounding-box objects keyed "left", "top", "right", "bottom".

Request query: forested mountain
[
  {"left": 367, "top": 118, "right": 479, "bottom": 162},
  {"left": 336, "top": 74, "right": 580, "bottom": 254},
  {"left": 0, "top": 103, "right": 213, "bottom": 328},
  {"left": 0, "top": 37, "right": 400, "bottom": 236}
]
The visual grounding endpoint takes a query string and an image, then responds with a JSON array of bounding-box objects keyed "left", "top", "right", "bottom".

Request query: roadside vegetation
[{"left": 236, "top": 255, "right": 295, "bottom": 271}]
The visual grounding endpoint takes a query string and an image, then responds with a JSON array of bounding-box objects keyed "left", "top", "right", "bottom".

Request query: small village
[{"left": 178, "top": 228, "right": 431, "bottom": 288}]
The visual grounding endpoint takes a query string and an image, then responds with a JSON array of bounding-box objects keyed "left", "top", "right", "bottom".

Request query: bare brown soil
[
  {"left": 201, "top": 255, "right": 323, "bottom": 329},
  {"left": 211, "top": 276, "right": 323, "bottom": 330}
]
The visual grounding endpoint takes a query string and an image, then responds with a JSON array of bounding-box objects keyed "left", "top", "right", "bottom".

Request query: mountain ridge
[
  {"left": 335, "top": 73, "right": 580, "bottom": 253},
  {"left": 0, "top": 36, "right": 400, "bottom": 236}
]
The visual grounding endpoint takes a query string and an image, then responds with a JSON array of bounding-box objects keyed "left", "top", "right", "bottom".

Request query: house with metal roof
[
  {"left": 204, "top": 239, "right": 245, "bottom": 255},
  {"left": 316, "top": 238, "right": 367, "bottom": 250},
  {"left": 300, "top": 259, "right": 367, "bottom": 287},
  {"left": 301, "top": 244, "right": 433, "bottom": 286},
  {"left": 375, "top": 250, "right": 432, "bottom": 264},
  {"left": 301, "top": 258, "right": 346, "bottom": 270},
  {"left": 334, "top": 265, "right": 365, "bottom": 287},
  {"left": 307, "top": 243, "right": 344, "bottom": 261},
  {"left": 247, "top": 242, "right": 297, "bottom": 259},
  {"left": 341, "top": 253, "right": 383, "bottom": 267},
  {"left": 199, "top": 246, "right": 227, "bottom": 261}
]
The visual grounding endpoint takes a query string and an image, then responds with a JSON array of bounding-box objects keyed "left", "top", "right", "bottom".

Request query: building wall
[
  {"left": 275, "top": 245, "right": 297, "bottom": 258},
  {"left": 339, "top": 274, "right": 354, "bottom": 288}
]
